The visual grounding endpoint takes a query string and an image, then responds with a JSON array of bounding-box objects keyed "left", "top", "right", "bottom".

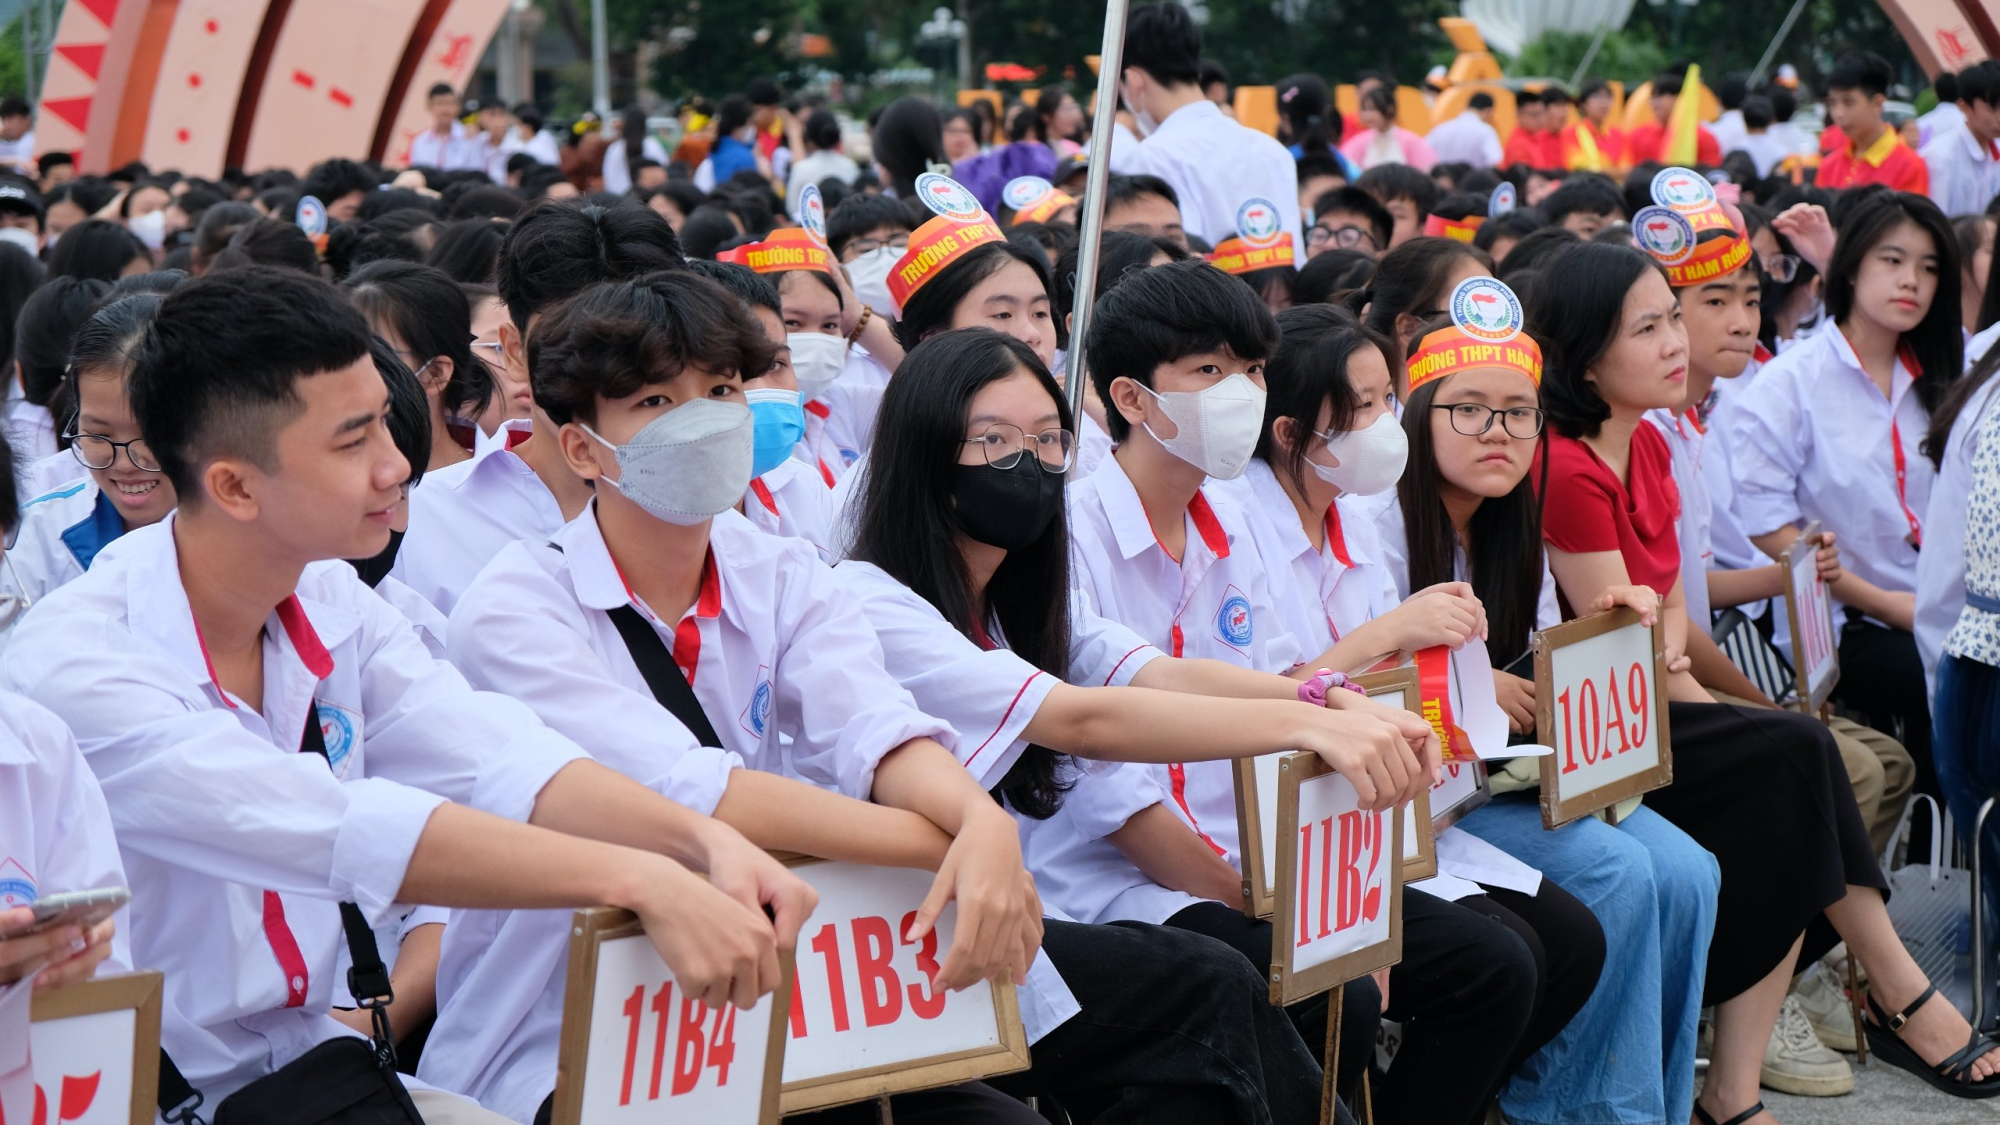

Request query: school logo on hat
[
  {"left": 1633, "top": 206, "right": 1696, "bottom": 265},
  {"left": 1217, "top": 588, "right": 1254, "bottom": 648},
  {"left": 0, "top": 857, "right": 34, "bottom": 908},
  {"left": 1489, "top": 182, "right": 1516, "bottom": 217},
  {"left": 1449, "top": 276, "right": 1523, "bottom": 343},
  {"left": 798, "top": 184, "right": 827, "bottom": 244},
  {"left": 1235, "top": 198, "right": 1285, "bottom": 249},
  {"left": 316, "top": 702, "right": 358, "bottom": 777},
  {"left": 1651, "top": 167, "right": 1715, "bottom": 214},
  {"left": 915, "top": 172, "right": 986, "bottom": 223},
  {"left": 295, "top": 195, "right": 328, "bottom": 240},
  {"left": 1003, "top": 176, "right": 1056, "bottom": 212}
]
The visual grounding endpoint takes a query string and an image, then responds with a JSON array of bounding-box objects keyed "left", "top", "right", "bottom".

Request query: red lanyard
[{"left": 1891, "top": 416, "right": 1923, "bottom": 548}]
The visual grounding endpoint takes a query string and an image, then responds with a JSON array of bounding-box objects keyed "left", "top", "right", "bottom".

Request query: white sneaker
[
  {"left": 1793, "top": 968, "right": 1859, "bottom": 1052},
  {"left": 1760, "top": 995, "right": 1856, "bottom": 1096}
]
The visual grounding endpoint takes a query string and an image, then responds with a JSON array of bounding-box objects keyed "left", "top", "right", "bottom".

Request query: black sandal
[
  {"left": 1692, "top": 1100, "right": 1765, "bottom": 1125},
  {"left": 1862, "top": 983, "right": 2000, "bottom": 1100}
]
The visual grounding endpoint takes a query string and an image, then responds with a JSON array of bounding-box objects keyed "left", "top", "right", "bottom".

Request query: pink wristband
[{"left": 1298, "top": 668, "right": 1364, "bottom": 706}]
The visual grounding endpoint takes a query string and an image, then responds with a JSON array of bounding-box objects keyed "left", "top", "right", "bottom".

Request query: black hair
[
  {"left": 745, "top": 77, "right": 783, "bottom": 107},
  {"left": 1199, "top": 58, "right": 1230, "bottom": 92},
  {"left": 427, "top": 82, "right": 457, "bottom": 101},
  {"left": 0, "top": 242, "right": 42, "bottom": 377},
  {"left": 1577, "top": 79, "right": 1611, "bottom": 104},
  {"left": 64, "top": 292, "right": 167, "bottom": 463},
  {"left": 1828, "top": 52, "right": 1893, "bottom": 98},
  {"left": 16, "top": 278, "right": 110, "bottom": 432},
  {"left": 0, "top": 426, "right": 15, "bottom": 535},
  {"left": 129, "top": 267, "right": 374, "bottom": 500},
  {"left": 1357, "top": 163, "right": 1441, "bottom": 217},
  {"left": 894, "top": 240, "right": 1058, "bottom": 351},
  {"left": 357, "top": 187, "right": 432, "bottom": 222},
  {"left": 45, "top": 179, "right": 117, "bottom": 219},
  {"left": 1825, "top": 192, "right": 1962, "bottom": 419},
  {"left": 1499, "top": 226, "right": 1578, "bottom": 285},
  {"left": 527, "top": 270, "right": 776, "bottom": 427},
  {"left": 1830, "top": 183, "right": 1893, "bottom": 232},
  {"left": 805, "top": 108, "right": 842, "bottom": 152},
  {"left": 1295, "top": 247, "right": 1374, "bottom": 305},
  {"left": 872, "top": 97, "right": 948, "bottom": 200},
  {"left": 1031, "top": 84, "right": 1075, "bottom": 145},
  {"left": 1312, "top": 186, "right": 1394, "bottom": 251},
  {"left": 1930, "top": 223, "right": 2000, "bottom": 463},
  {"left": 1256, "top": 303, "right": 1399, "bottom": 493},
  {"left": 683, "top": 258, "right": 783, "bottom": 319},
  {"left": 1295, "top": 153, "right": 1348, "bottom": 196},
  {"left": 446, "top": 186, "right": 524, "bottom": 222},
  {"left": 1006, "top": 221, "right": 1074, "bottom": 268},
  {"left": 369, "top": 334, "right": 431, "bottom": 493},
  {"left": 1933, "top": 71, "right": 1961, "bottom": 105},
  {"left": 1276, "top": 74, "right": 1337, "bottom": 155},
  {"left": 1770, "top": 86, "right": 1798, "bottom": 122},
  {"left": 1961, "top": 61, "right": 2000, "bottom": 109},
  {"left": 1430, "top": 192, "right": 1488, "bottom": 223},
  {"left": 426, "top": 218, "right": 508, "bottom": 283},
  {"left": 1472, "top": 208, "right": 1543, "bottom": 257},
  {"left": 48, "top": 220, "right": 150, "bottom": 282},
  {"left": 620, "top": 104, "right": 648, "bottom": 167},
  {"left": 1123, "top": 2, "right": 1202, "bottom": 87},
  {"left": 1652, "top": 72, "right": 1685, "bottom": 100},
  {"left": 0, "top": 97, "right": 28, "bottom": 121},
  {"left": 1087, "top": 258, "right": 1278, "bottom": 442},
  {"left": 209, "top": 217, "right": 319, "bottom": 274},
  {"left": 111, "top": 269, "right": 186, "bottom": 297},
  {"left": 1051, "top": 229, "right": 1186, "bottom": 314},
  {"left": 1541, "top": 85, "right": 1573, "bottom": 108},
  {"left": 496, "top": 199, "right": 685, "bottom": 332},
  {"left": 1526, "top": 241, "right": 1657, "bottom": 438},
  {"left": 1741, "top": 95, "right": 1774, "bottom": 131},
  {"left": 344, "top": 260, "right": 489, "bottom": 421},
  {"left": 301, "top": 159, "right": 377, "bottom": 208},
  {"left": 851, "top": 327, "right": 1077, "bottom": 818},
  {"left": 714, "top": 96, "right": 753, "bottom": 140},
  {"left": 519, "top": 165, "right": 571, "bottom": 200},
  {"left": 1349, "top": 236, "right": 1481, "bottom": 341},
  {"left": 1102, "top": 172, "right": 1181, "bottom": 217},
  {"left": 677, "top": 205, "right": 743, "bottom": 261},
  {"left": 1542, "top": 174, "right": 1625, "bottom": 226},
  {"left": 825, "top": 192, "right": 910, "bottom": 257}
]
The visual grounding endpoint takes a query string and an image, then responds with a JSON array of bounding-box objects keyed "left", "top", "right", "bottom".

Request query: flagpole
[{"left": 1064, "top": 0, "right": 1131, "bottom": 423}]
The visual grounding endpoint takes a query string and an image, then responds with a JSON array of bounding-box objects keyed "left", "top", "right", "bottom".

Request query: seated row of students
[{"left": 5, "top": 178, "right": 1999, "bottom": 1125}]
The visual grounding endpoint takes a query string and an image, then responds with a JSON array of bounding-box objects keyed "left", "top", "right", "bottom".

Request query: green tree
[
  {"left": 1511, "top": 28, "right": 1670, "bottom": 84},
  {"left": 0, "top": 18, "right": 26, "bottom": 103}
]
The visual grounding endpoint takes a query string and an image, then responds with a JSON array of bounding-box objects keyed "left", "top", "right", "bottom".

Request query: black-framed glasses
[
  {"left": 1759, "top": 253, "right": 1799, "bottom": 284},
  {"left": 1431, "top": 401, "right": 1545, "bottom": 439},
  {"left": 63, "top": 425, "right": 162, "bottom": 472},
  {"left": 846, "top": 234, "right": 910, "bottom": 257},
  {"left": 1307, "top": 224, "right": 1378, "bottom": 252},
  {"left": 962, "top": 423, "right": 1076, "bottom": 473}
]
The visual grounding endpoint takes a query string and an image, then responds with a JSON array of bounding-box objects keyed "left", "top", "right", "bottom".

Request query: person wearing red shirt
[
  {"left": 1503, "top": 95, "right": 1558, "bottom": 168},
  {"left": 1560, "top": 80, "right": 1625, "bottom": 172},
  {"left": 1624, "top": 72, "right": 1723, "bottom": 167},
  {"left": 1818, "top": 52, "right": 1930, "bottom": 193}
]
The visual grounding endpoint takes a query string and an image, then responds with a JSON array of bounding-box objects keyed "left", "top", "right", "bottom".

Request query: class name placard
[
  {"left": 1269, "top": 753, "right": 1403, "bottom": 1006},
  {"left": 1534, "top": 608, "right": 1673, "bottom": 828}
]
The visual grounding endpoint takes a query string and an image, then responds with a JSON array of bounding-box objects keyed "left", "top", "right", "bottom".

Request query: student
[
  {"left": 1355, "top": 163, "right": 1440, "bottom": 250},
  {"left": 1560, "top": 79, "right": 1625, "bottom": 173},
  {"left": 463, "top": 283, "right": 531, "bottom": 437},
  {"left": 350, "top": 335, "right": 450, "bottom": 660},
  {"left": 787, "top": 108, "right": 861, "bottom": 203},
  {"left": 1, "top": 295, "right": 177, "bottom": 644},
  {"left": 345, "top": 261, "right": 492, "bottom": 471},
  {"left": 1207, "top": 197, "right": 1300, "bottom": 311},
  {"left": 2, "top": 267, "right": 819, "bottom": 1116},
  {"left": 1278, "top": 73, "right": 1358, "bottom": 179},
  {"left": 1624, "top": 71, "right": 1723, "bottom": 167},
  {"left": 601, "top": 104, "right": 670, "bottom": 196},
  {"left": 1726, "top": 192, "right": 1960, "bottom": 799},
  {"left": 1532, "top": 241, "right": 1999, "bottom": 1112},
  {"left": 408, "top": 83, "right": 477, "bottom": 173},
  {"left": 396, "top": 199, "right": 683, "bottom": 615},
  {"left": 1307, "top": 186, "right": 1392, "bottom": 259},
  {"left": 438, "top": 271, "right": 1047, "bottom": 1123},
  {"left": 1502, "top": 92, "right": 1553, "bottom": 169},
  {"left": 1920, "top": 264, "right": 2000, "bottom": 696},
  {"left": 1348, "top": 235, "right": 1488, "bottom": 378},
  {"left": 1100, "top": 172, "right": 1189, "bottom": 247},
  {"left": 1231, "top": 303, "right": 1620, "bottom": 1124},
  {"left": 826, "top": 192, "right": 914, "bottom": 316},
  {"left": 1341, "top": 86, "right": 1438, "bottom": 173},
  {"left": 1922, "top": 61, "right": 2000, "bottom": 220},
  {"left": 684, "top": 258, "right": 838, "bottom": 556},
  {"left": 1541, "top": 174, "right": 1625, "bottom": 237},
  {"left": 1110, "top": 2, "right": 1303, "bottom": 262},
  {"left": 1818, "top": 53, "right": 1931, "bottom": 194},
  {"left": 1427, "top": 91, "right": 1504, "bottom": 169}
]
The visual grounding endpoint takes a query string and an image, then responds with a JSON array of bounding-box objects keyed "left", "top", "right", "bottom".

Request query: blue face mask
[{"left": 745, "top": 387, "right": 806, "bottom": 478}]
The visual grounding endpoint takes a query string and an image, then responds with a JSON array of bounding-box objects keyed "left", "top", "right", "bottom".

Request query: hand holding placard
[
  {"left": 1783, "top": 521, "right": 1842, "bottom": 713},
  {"left": 1534, "top": 608, "right": 1674, "bottom": 828},
  {"left": 1270, "top": 755, "right": 1403, "bottom": 1006}
]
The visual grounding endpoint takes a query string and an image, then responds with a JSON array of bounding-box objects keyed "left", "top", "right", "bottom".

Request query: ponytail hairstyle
[
  {"left": 1276, "top": 74, "right": 1338, "bottom": 155},
  {"left": 1825, "top": 191, "right": 1962, "bottom": 419},
  {"left": 1349, "top": 235, "right": 1482, "bottom": 347},
  {"left": 850, "top": 328, "right": 1077, "bottom": 819}
]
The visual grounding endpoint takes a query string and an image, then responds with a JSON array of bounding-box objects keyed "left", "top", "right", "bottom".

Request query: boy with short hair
[
  {"left": 1356, "top": 163, "right": 1442, "bottom": 248},
  {"left": 2, "top": 266, "right": 812, "bottom": 1114},
  {"left": 408, "top": 82, "right": 476, "bottom": 173},
  {"left": 1307, "top": 185, "right": 1393, "bottom": 258},
  {"left": 1625, "top": 70, "right": 1723, "bottom": 167},
  {"left": 1818, "top": 52, "right": 1930, "bottom": 192},
  {"left": 1541, "top": 173, "right": 1625, "bottom": 237},
  {"left": 1101, "top": 172, "right": 1188, "bottom": 247},
  {"left": 1502, "top": 94, "right": 1551, "bottom": 169}
]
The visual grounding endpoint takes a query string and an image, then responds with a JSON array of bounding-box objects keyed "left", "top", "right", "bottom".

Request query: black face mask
[
  {"left": 347, "top": 528, "right": 404, "bottom": 589},
  {"left": 952, "top": 457, "right": 1065, "bottom": 552}
]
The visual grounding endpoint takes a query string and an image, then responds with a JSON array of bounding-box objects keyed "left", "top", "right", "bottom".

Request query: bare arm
[
  {"left": 1705, "top": 563, "right": 1786, "bottom": 610},
  {"left": 1107, "top": 804, "right": 1243, "bottom": 904},
  {"left": 1543, "top": 546, "right": 1708, "bottom": 703},
  {"left": 1751, "top": 527, "right": 1908, "bottom": 628},
  {"left": 1683, "top": 620, "right": 1777, "bottom": 705},
  {"left": 715, "top": 769, "right": 952, "bottom": 870}
]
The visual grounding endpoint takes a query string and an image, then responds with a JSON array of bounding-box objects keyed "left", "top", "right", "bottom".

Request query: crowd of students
[{"left": 4, "top": 5, "right": 2000, "bottom": 1125}]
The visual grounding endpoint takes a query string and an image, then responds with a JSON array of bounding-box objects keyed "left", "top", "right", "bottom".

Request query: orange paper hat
[
  {"left": 889, "top": 173, "right": 1008, "bottom": 312},
  {"left": 1423, "top": 213, "right": 1485, "bottom": 243},
  {"left": 1207, "top": 196, "right": 1296, "bottom": 275},
  {"left": 716, "top": 227, "right": 833, "bottom": 274},
  {"left": 1406, "top": 277, "right": 1542, "bottom": 392},
  {"left": 1001, "top": 175, "right": 1075, "bottom": 225},
  {"left": 1634, "top": 166, "right": 1752, "bottom": 287}
]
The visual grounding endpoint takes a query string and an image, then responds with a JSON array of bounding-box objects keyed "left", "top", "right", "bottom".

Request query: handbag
[
  {"left": 1884, "top": 794, "right": 1977, "bottom": 1019},
  {"left": 158, "top": 711, "right": 423, "bottom": 1125}
]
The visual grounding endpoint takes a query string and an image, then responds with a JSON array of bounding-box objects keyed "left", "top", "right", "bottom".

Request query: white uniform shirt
[
  {"left": 600, "top": 135, "right": 669, "bottom": 195},
  {"left": 0, "top": 517, "right": 585, "bottom": 1106},
  {"left": 1374, "top": 498, "right": 1562, "bottom": 634},
  {"left": 2, "top": 375, "right": 51, "bottom": 468},
  {"left": 1921, "top": 121, "right": 2000, "bottom": 219},
  {"left": 395, "top": 419, "right": 563, "bottom": 615},
  {"left": 0, "top": 692, "right": 131, "bottom": 1125},
  {"left": 743, "top": 456, "right": 837, "bottom": 559},
  {"left": 1723, "top": 325, "right": 1933, "bottom": 601},
  {"left": 16, "top": 449, "right": 77, "bottom": 507},
  {"left": 1711, "top": 109, "right": 1748, "bottom": 155},
  {"left": 1425, "top": 110, "right": 1505, "bottom": 168},
  {"left": 406, "top": 122, "right": 478, "bottom": 171},
  {"left": 372, "top": 573, "right": 448, "bottom": 659},
  {"left": 1110, "top": 99, "right": 1306, "bottom": 266},
  {"left": 1645, "top": 408, "right": 1716, "bottom": 626},
  {"left": 0, "top": 479, "right": 120, "bottom": 648},
  {"left": 1918, "top": 101, "right": 1967, "bottom": 149},
  {"left": 430, "top": 507, "right": 958, "bottom": 1120},
  {"left": 1916, "top": 323, "right": 2000, "bottom": 683}
]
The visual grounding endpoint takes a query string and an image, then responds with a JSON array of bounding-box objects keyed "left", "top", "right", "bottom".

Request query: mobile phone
[{"left": 14, "top": 887, "right": 129, "bottom": 937}]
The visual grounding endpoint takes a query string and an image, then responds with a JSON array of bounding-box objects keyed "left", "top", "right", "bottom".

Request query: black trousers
[
  {"left": 782, "top": 1081, "right": 1041, "bottom": 1124},
  {"left": 1837, "top": 616, "right": 1933, "bottom": 798}
]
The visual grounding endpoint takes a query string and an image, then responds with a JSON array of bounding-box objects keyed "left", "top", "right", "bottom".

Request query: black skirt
[{"left": 1642, "top": 700, "right": 1885, "bottom": 1005}]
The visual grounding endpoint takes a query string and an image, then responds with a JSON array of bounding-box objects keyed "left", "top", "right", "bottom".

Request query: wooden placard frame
[
  {"left": 1782, "top": 520, "right": 1841, "bottom": 715},
  {"left": 552, "top": 907, "right": 790, "bottom": 1125},
  {"left": 1352, "top": 667, "right": 1438, "bottom": 883},
  {"left": 1269, "top": 751, "right": 1404, "bottom": 1006},
  {"left": 1534, "top": 607, "right": 1674, "bottom": 829},
  {"left": 777, "top": 858, "right": 1031, "bottom": 1115},
  {"left": 30, "top": 970, "right": 164, "bottom": 1125}
]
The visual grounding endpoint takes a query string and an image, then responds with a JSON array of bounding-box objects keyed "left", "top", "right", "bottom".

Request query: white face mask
[
  {"left": 0, "top": 228, "right": 37, "bottom": 256},
  {"left": 1136, "top": 372, "right": 1266, "bottom": 480},
  {"left": 1309, "top": 413, "right": 1408, "bottom": 497},
  {"left": 128, "top": 208, "right": 166, "bottom": 252},
  {"left": 845, "top": 246, "right": 899, "bottom": 315},
  {"left": 1122, "top": 77, "right": 1157, "bottom": 137},
  {"left": 787, "top": 332, "right": 849, "bottom": 403},
  {"left": 583, "top": 398, "right": 754, "bottom": 525}
]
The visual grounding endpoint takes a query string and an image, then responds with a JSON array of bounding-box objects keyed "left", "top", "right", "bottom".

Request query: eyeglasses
[
  {"left": 1431, "top": 402, "right": 1546, "bottom": 440},
  {"left": 64, "top": 426, "right": 161, "bottom": 472},
  {"left": 962, "top": 423, "right": 1076, "bottom": 473},
  {"left": 471, "top": 339, "right": 506, "bottom": 365},
  {"left": 1759, "top": 253, "right": 1799, "bottom": 284},
  {"left": 846, "top": 234, "right": 911, "bottom": 257},
  {"left": 1307, "top": 225, "right": 1378, "bottom": 252}
]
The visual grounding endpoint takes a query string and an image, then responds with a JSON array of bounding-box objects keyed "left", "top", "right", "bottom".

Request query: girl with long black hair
[{"left": 344, "top": 260, "right": 490, "bottom": 471}]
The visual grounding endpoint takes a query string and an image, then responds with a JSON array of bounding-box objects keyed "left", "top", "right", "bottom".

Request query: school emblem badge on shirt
[
  {"left": 740, "top": 666, "right": 775, "bottom": 737},
  {"left": 1216, "top": 586, "right": 1254, "bottom": 650},
  {"left": 0, "top": 856, "right": 35, "bottom": 907},
  {"left": 314, "top": 701, "right": 360, "bottom": 777}
]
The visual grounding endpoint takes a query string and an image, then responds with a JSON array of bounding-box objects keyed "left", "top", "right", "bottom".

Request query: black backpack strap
[
  {"left": 158, "top": 1047, "right": 206, "bottom": 1123},
  {"left": 606, "top": 604, "right": 725, "bottom": 749},
  {"left": 299, "top": 708, "right": 400, "bottom": 1067}
]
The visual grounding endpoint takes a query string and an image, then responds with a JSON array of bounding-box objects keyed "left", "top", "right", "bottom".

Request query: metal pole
[
  {"left": 589, "top": 0, "right": 611, "bottom": 118},
  {"left": 1749, "top": 0, "right": 1811, "bottom": 87},
  {"left": 1974, "top": 795, "right": 1996, "bottom": 1031},
  {"left": 1568, "top": 17, "right": 1613, "bottom": 90},
  {"left": 1063, "top": 0, "right": 1131, "bottom": 422},
  {"left": 21, "top": 1, "right": 36, "bottom": 108}
]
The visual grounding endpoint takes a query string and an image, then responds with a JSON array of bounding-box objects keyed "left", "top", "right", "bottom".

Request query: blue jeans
[
  {"left": 1935, "top": 654, "right": 2000, "bottom": 928},
  {"left": 1458, "top": 798, "right": 1719, "bottom": 1125}
]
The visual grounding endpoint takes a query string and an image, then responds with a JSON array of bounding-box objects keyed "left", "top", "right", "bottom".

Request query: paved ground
[{"left": 1709, "top": 1064, "right": 1999, "bottom": 1123}]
